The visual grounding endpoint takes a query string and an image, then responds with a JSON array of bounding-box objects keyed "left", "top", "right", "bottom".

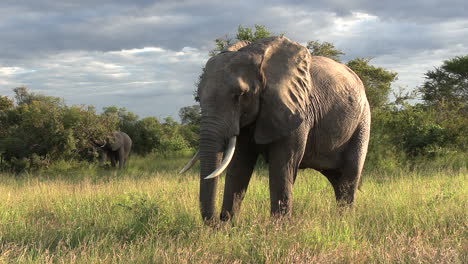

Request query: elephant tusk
[
  {"left": 204, "top": 136, "right": 236, "bottom": 179},
  {"left": 179, "top": 151, "right": 199, "bottom": 174}
]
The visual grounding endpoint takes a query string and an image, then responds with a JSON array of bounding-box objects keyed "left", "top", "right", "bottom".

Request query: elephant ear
[
  {"left": 254, "top": 37, "right": 312, "bottom": 144},
  {"left": 107, "top": 132, "right": 120, "bottom": 151}
]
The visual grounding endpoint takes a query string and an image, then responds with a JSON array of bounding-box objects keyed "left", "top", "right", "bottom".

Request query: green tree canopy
[
  {"left": 103, "top": 106, "right": 139, "bottom": 131},
  {"left": 0, "top": 96, "right": 15, "bottom": 147},
  {"left": 307, "top": 40, "right": 345, "bottom": 62},
  {"left": 1, "top": 87, "right": 119, "bottom": 171},
  {"left": 420, "top": 55, "right": 468, "bottom": 107},
  {"left": 236, "top": 24, "right": 272, "bottom": 42},
  {"left": 131, "top": 117, "right": 162, "bottom": 154},
  {"left": 346, "top": 58, "right": 398, "bottom": 109},
  {"left": 179, "top": 105, "right": 201, "bottom": 125},
  {"left": 0, "top": 95, "right": 14, "bottom": 111},
  {"left": 209, "top": 25, "right": 274, "bottom": 56},
  {"left": 13, "top": 86, "right": 64, "bottom": 106}
]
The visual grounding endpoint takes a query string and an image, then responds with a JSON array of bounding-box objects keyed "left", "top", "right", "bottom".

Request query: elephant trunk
[
  {"left": 198, "top": 119, "right": 225, "bottom": 221},
  {"left": 199, "top": 149, "right": 221, "bottom": 221}
]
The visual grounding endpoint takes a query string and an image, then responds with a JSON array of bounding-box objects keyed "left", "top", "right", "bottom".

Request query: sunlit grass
[{"left": 0, "top": 155, "right": 466, "bottom": 263}]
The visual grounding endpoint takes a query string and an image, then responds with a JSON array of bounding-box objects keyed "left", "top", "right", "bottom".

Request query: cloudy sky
[{"left": 1, "top": 0, "right": 467, "bottom": 119}]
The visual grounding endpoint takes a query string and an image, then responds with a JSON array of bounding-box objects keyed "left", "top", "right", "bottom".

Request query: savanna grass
[{"left": 0, "top": 154, "right": 466, "bottom": 263}]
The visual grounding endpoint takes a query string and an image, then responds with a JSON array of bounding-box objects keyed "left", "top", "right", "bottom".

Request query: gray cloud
[
  {"left": 0, "top": 0, "right": 467, "bottom": 118},
  {"left": 0, "top": 45, "right": 207, "bottom": 117}
]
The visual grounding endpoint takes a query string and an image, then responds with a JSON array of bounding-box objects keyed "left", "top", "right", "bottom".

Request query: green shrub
[{"left": 366, "top": 103, "right": 467, "bottom": 172}]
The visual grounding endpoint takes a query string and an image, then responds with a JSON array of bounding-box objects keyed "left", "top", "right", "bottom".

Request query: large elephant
[
  {"left": 182, "top": 36, "right": 371, "bottom": 222},
  {"left": 92, "top": 131, "right": 132, "bottom": 169}
]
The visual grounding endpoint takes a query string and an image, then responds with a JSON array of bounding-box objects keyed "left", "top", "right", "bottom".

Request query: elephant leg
[
  {"left": 110, "top": 152, "right": 117, "bottom": 168},
  {"left": 267, "top": 128, "right": 307, "bottom": 217},
  {"left": 220, "top": 156, "right": 257, "bottom": 221},
  {"left": 221, "top": 129, "right": 258, "bottom": 221},
  {"left": 118, "top": 148, "right": 125, "bottom": 169},
  {"left": 323, "top": 120, "right": 370, "bottom": 206},
  {"left": 123, "top": 152, "right": 130, "bottom": 168},
  {"left": 322, "top": 167, "right": 360, "bottom": 206},
  {"left": 321, "top": 169, "right": 354, "bottom": 205}
]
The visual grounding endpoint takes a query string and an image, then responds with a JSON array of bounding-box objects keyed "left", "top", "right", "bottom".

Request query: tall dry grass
[{"left": 0, "top": 154, "right": 466, "bottom": 263}]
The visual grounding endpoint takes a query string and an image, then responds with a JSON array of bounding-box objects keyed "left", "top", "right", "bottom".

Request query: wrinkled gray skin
[
  {"left": 197, "top": 37, "right": 371, "bottom": 222},
  {"left": 93, "top": 131, "right": 132, "bottom": 169}
]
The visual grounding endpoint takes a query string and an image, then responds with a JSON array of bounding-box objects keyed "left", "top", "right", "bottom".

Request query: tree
[
  {"left": 13, "top": 86, "right": 64, "bottom": 106},
  {"left": 103, "top": 106, "right": 139, "bottom": 134},
  {"left": 0, "top": 96, "right": 14, "bottom": 136},
  {"left": 0, "top": 96, "right": 14, "bottom": 157},
  {"left": 346, "top": 58, "right": 398, "bottom": 109},
  {"left": 209, "top": 25, "right": 275, "bottom": 56},
  {"left": 178, "top": 105, "right": 201, "bottom": 149},
  {"left": 236, "top": 24, "right": 272, "bottom": 42},
  {"left": 179, "top": 105, "right": 201, "bottom": 125},
  {"left": 13, "top": 86, "right": 31, "bottom": 105},
  {"left": 0, "top": 87, "right": 121, "bottom": 171},
  {"left": 63, "top": 105, "right": 118, "bottom": 161},
  {"left": 0, "top": 95, "right": 13, "bottom": 111},
  {"left": 420, "top": 55, "right": 468, "bottom": 107},
  {"left": 307, "top": 40, "right": 345, "bottom": 62},
  {"left": 102, "top": 106, "right": 138, "bottom": 131},
  {"left": 131, "top": 117, "right": 162, "bottom": 154}
]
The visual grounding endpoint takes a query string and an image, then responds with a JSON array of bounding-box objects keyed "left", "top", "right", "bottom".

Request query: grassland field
[{"left": 0, "top": 153, "right": 466, "bottom": 263}]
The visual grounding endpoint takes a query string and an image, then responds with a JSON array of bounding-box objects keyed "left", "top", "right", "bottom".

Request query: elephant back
[{"left": 223, "top": 40, "right": 251, "bottom": 52}]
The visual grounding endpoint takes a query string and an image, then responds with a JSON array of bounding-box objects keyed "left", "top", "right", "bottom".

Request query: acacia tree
[
  {"left": 307, "top": 40, "right": 345, "bottom": 62},
  {"left": 179, "top": 105, "right": 201, "bottom": 125},
  {"left": 420, "top": 55, "right": 468, "bottom": 107},
  {"left": 209, "top": 25, "right": 274, "bottom": 56}
]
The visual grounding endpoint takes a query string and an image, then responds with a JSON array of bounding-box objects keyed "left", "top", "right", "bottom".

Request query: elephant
[
  {"left": 181, "top": 36, "right": 371, "bottom": 222},
  {"left": 91, "top": 131, "right": 132, "bottom": 169}
]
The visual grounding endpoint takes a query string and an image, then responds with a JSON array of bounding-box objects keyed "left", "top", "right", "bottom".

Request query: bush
[
  {"left": 0, "top": 88, "right": 118, "bottom": 172},
  {"left": 365, "top": 103, "right": 467, "bottom": 172}
]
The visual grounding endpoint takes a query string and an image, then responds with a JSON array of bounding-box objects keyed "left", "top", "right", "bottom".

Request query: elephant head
[
  {"left": 91, "top": 132, "right": 121, "bottom": 162},
  {"left": 102, "top": 133, "right": 121, "bottom": 151},
  {"left": 189, "top": 36, "right": 312, "bottom": 221},
  {"left": 92, "top": 133, "right": 120, "bottom": 150},
  {"left": 91, "top": 131, "right": 132, "bottom": 169}
]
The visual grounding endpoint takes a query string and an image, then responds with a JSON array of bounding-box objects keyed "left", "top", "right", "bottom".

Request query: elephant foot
[
  {"left": 270, "top": 200, "right": 292, "bottom": 219},
  {"left": 202, "top": 217, "right": 219, "bottom": 227},
  {"left": 334, "top": 184, "right": 357, "bottom": 206},
  {"left": 220, "top": 210, "right": 232, "bottom": 222}
]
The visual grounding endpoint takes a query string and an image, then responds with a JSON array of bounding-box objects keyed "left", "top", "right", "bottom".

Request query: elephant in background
[
  {"left": 92, "top": 131, "right": 132, "bottom": 169},
  {"left": 181, "top": 36, "right": 371, "bottom": 222}
]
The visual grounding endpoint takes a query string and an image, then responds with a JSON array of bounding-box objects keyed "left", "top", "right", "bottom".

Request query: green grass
[{"left": 0, "top": 154, "right": 466, "bottom": 263}]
